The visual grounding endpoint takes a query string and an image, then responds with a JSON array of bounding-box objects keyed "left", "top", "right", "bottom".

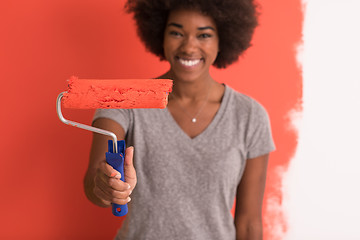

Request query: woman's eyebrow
[
  {"left": 167, "top": 23, "right": 215, "bottom": 31},
  {"left": 198, "top": 26, "right": 215, "bottom": 31},
  {"left": 167, "top": 23, "right": 183, "bottom": 28}
]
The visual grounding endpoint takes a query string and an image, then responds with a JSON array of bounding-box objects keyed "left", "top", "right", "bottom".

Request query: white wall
[{"left": 283, "top": 1, "right": 360, "bottom": 239}]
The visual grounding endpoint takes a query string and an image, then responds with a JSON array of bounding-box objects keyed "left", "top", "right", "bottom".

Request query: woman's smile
[
  {"left": 177, "top": 57, "right": 202, "bottom": 67},
  {"left": 175, "top": 56, "right": 204, "bottom": 70}
]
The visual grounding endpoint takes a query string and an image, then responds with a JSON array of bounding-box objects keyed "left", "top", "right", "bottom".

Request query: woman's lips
[{"left": 176, "top": 57, "right": 202, "bottom": 68}]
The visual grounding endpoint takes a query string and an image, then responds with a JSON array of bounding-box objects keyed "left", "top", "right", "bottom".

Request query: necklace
[{"left": 171, "top": 83, "right": 213, "bottom": 123}]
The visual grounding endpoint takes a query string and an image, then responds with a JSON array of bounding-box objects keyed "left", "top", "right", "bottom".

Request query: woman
[{"left": 84, "top": 0, "right": 275, "bottom": 239}]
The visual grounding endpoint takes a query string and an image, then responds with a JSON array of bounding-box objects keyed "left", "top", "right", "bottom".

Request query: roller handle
[{"left": 106, "top": 140, "right": 128, "bottom": 217}]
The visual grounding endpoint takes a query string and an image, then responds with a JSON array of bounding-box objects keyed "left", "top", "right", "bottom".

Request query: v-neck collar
[{"left": 165, "top": 85, "right": 230, "bottom": 143}]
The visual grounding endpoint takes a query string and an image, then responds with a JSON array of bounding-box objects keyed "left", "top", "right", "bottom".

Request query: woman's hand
[
  {"left": 93, "top": 146, "right": 137, "bottom": 207},
  {"left": 84, "top": 117, "right": 136, "bottom": 208}
]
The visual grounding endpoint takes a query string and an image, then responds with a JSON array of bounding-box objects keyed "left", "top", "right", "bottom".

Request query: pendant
[{"left": 192, "top": 118, "right": 197, "bottom": 123}]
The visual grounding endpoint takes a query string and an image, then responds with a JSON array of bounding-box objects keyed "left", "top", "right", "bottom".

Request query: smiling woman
[{"left": 84, "top": 1, "right": 275, "bottom": 240}]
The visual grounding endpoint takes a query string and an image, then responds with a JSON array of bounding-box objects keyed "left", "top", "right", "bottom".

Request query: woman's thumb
[{"left": 124, "top": 146, "right": 134, "bottom": 168}]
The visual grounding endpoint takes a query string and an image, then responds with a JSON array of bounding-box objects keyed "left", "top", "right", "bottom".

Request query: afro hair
[{"left": 125, "top": 0, "right": 259, "bottom": 68}]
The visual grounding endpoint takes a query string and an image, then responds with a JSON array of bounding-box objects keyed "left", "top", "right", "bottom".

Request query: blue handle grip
[{"left": 106, "top": 140, "right": 128, "bottom": 217}]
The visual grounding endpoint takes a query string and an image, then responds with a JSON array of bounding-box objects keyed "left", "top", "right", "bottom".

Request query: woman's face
[{"left": 163, "top": 9, "right": 219, "bottom": 82}]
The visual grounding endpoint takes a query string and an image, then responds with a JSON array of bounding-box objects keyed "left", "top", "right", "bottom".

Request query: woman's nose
[{"left": 180, "top": 36, "right": 197, "bottom": 53}]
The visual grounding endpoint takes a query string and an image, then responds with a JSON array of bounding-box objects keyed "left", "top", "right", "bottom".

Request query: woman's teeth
[{"left": 179, "top": 58, "right": 201, "bottom": 67}]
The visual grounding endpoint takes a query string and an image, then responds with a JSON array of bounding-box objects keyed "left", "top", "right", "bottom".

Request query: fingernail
[
  {"left": 127, "top": 197, "right": 131, "bottom": 202},
  {"left": 129, "top": 190, "right": 132, "bottom": 195},
  {"left": 127, "top": 184, "right": 131, "bottom": 189},
  {"left": 111, "top": 173, "right": 121, "bottom": 179}
]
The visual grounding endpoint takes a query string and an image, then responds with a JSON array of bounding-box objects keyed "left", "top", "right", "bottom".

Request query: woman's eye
[
  {"left": 170, "top": 31, "right": 182, "bottom": 37},
  {"left": 199, "top": 33, "right": 212, "bottom": 38}
]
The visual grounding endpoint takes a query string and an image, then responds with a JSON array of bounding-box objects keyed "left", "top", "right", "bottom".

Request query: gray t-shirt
[{"left": 93, "top": 85, "right": 275, "bottom": 240}]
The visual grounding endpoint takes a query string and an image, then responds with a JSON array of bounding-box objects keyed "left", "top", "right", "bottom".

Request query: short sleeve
[
  {"left": 245, "top": 99, "right": 275, "bottom": 159},
  {"left": 93, "top": 108, "right": 133, "bottom": 133}
]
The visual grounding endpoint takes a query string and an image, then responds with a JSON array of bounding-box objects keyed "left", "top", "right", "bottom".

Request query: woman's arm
[
  {"left": 234, "top": 154, "right": 269, "bottom": 240},
  {"left": 84, "top": 118, "right": 136, "bottom": 207}
]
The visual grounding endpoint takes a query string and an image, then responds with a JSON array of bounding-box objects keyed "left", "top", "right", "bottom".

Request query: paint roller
[{"left": 56, "top": 76, "right": 173, "bottom": 216}]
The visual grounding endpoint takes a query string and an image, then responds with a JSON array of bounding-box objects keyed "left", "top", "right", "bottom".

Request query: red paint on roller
[{"left": 62, "top": 76, "right": 173, "bottom": 109}]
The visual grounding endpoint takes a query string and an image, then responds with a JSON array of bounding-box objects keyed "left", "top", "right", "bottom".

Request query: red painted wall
[{"left": 0, "top": 0, "right": 302, "bottom": 239}]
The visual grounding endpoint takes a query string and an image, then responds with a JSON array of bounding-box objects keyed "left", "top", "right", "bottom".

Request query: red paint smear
[{"left": 0, "top": 0, "right": 302, "bottom": 239}]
